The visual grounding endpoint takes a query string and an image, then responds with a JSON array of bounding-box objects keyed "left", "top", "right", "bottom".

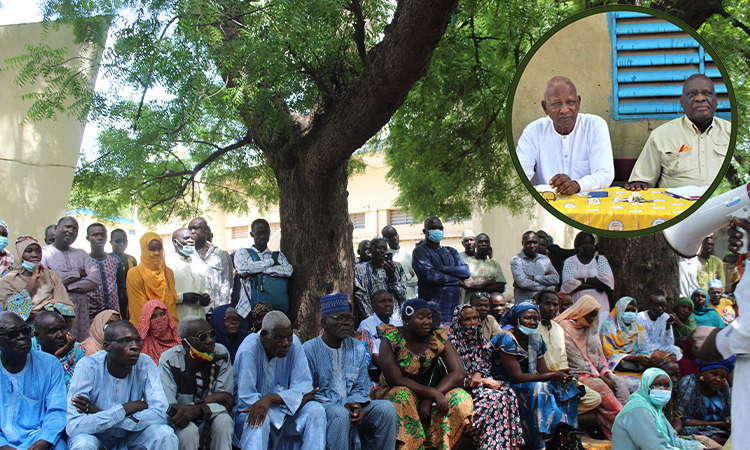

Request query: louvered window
[
  {"left": 350, "top": 213, "right": 366, "bottom": 229},
  {"left": 268, "top": 222, "right": 281, "bottom": 235},
  {"left": 609, "top": 11, "right": 730, "bottom": 120},
  {"left": 389, "top": 210, "right": 415, "bottom": 226},
  {"left": 231, "top": 226, "right": 248, "bottom": 239}
]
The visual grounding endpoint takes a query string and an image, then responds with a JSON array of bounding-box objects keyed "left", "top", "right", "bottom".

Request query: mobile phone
[
  {"left": 587, "top": 191, "right": 608, "bottom": 198},
  {"left": 167, "top": 404, "right": 178, "bottom": 417},
  {"left": 385, "top": 253, "right": 393, "bottom": 263}
]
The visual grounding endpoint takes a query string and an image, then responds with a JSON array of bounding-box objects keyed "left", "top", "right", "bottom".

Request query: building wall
[
  {"left": 511, "top": 13, "right": 670, "bottom": 159},
  {"left": 0, "top": 21, "right": 103, "bottom": 246}
]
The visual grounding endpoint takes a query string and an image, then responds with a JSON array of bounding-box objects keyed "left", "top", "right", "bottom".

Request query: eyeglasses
[
  {"left": 15, "top": 236, "right": 38, "bottom": 244},
  {"left": 0, "top": 325, "right": 32, "bottom": 340},
  {"left": 224, "top": 317, "right": 242, "bottom": 325},
  {"left": 327, "top": 314, "right": 354, "bottom": 324},
  {"left": 106, "top": 337, "right": 145, "bottom": 346},
  {"left": 188, "top": 329, "right": 217, "bottom": 343}
]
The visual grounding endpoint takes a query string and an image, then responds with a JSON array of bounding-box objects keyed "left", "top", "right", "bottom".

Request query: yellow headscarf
[
  {"left": 139, "top": 232, "right": 168, "bottom": 299},
  {"left": 127, "top": 232, "right": 178, "bottom": 325}
]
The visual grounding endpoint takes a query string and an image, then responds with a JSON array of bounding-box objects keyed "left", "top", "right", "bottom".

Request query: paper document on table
[
  {"left": 665, "top": 185, "right": 709, "bottom": 200},
  {"left": 536, "top": 185, "right": 554, "bottom": 192}
]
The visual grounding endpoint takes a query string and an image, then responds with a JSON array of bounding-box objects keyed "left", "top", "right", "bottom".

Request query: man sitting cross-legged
[
  {"left": 304, "top": 293, "right": 398, "bottom": 450},
  {"left": 66, "top": 320, "right": 178, "bottom": 450},
  {"left": 0, "top": 311, "right": 67, "bottom": 450},
  {"left": 233, "top": 311, "right": 324, "bottom": 450},
  {"left": 160, "top": 316, "right": 234, "bottom": 450}
]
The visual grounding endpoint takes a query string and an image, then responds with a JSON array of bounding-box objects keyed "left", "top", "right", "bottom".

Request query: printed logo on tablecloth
[
  {"left": 670, "top": 203, "right": 686, "bottom": 206},
  {"left": 588, "top": 198, "right": 602, "bottom": 205},
  {"left": 627, "top": 210, "right": 643, "bottom": 213},
  {"left": 651, "top": 206, "right": 666, "bottom": 210},
  {"left": 651, "top": 218, "right": 666, "bottom": 226},
  {"left": 672, "top": 210, "right": 684, "bottom": 213},
  {"left": 611, "top": 205, "right": 624, "bottom": 210},
  {"left": 586, "top": 209, "right": 601, "bottom": 212},
  {"left": 608, "top": 220, "right": 625, "bottom": 231},
  {"left": 653, "top": 199, "right": 666, "bottom": 202},
  {"left": 563, "top": 203, "right": 578, "bottom": 208}
]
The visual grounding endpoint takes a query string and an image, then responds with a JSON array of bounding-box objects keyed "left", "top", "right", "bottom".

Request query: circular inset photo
[{"left": 507, "top": 7, "right": 736, "bottom": 237}]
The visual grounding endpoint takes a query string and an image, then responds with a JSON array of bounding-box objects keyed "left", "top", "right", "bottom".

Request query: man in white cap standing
[{"left": 458, "top": 230, "right": 476, "bottom": 263}]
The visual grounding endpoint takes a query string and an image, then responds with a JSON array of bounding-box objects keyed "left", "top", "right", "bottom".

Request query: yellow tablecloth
[{"left": 543, "top": 187, "right": 696, "bottom": 231}]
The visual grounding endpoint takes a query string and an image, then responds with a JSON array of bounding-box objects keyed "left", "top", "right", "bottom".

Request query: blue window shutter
[{"left": 608, "top": 11, "right": 730, "bottom": 121}]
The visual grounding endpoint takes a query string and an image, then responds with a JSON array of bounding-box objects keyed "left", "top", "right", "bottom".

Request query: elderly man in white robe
[{"left": 232, "top": 311, "right": 325, "bottom": 450}]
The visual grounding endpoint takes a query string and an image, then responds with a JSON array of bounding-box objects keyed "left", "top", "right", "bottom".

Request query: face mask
[
  {"left": 185, "top": 339, "right": 214, "bottom": 363},
  {"left": 176, "top": 241, "right": 195, "bottom": 256},
  {"left": 649, "top": 389, "right": 672, "bottom": 406},
  {"left": 621, "top": 311, "right": 637, "bottom": 324},
  {"left": 427, "top": 229, "right": 444, "bottom": 243},
  {"left": 518, "top": 324, "right": 539, "bottom": 336},
  {"left": 21, "top": 260, "right": 38, "bottom": 272},
  {"left": 0, "top": 237, "right": 7, "bottom": 252}
]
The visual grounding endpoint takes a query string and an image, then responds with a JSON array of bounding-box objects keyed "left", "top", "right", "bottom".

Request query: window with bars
[
  {"left": 609, "top": 11, "right": 730, "bottom": 120},
  {"left": 389, "top": 210, "right": 415, "bottom": 226},
  {"left": 231, "top": 226, "right": 249, "bottom": 239},
  {"left": 350, "top": 213, "right": 366, "bottom": 229}
]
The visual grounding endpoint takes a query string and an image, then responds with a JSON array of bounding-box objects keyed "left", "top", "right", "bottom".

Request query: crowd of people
[{"left": 0, "top": 214, "right": 738, "bottom": 450}]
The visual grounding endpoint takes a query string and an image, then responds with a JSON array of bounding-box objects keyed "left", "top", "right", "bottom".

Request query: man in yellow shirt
[
  {"left": 708, "top": 279, "right": 736, "bottom": 325},
  {"left": 625, "top": 74, "right": 730, "bottom": 190}
]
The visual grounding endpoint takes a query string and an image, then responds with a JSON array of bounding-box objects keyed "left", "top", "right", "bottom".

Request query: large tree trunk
[
  {"left": 276, "top": 158, "right": 354, "bottom": 340},
  {"left": 598, "top": 233, "right": 679, "bottom": 311}
]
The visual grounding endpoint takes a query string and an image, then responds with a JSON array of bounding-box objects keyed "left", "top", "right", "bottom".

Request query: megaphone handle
[{"left": 739, "top": 229, "right": 749, "bottom": 255}]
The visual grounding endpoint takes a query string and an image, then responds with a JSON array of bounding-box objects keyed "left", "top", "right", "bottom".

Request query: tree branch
[
  {"left": 350, "top": 0, "right": 368, "bottom": 64},
  {"left": 717, "top": 8, "right": 750, "bottom": 39}
]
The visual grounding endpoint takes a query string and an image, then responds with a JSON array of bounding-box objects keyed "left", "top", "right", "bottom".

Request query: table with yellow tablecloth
[{"left": 542, "top": 187, "right": 696, "bottom": 231}]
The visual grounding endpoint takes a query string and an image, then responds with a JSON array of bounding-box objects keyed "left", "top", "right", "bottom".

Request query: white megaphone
[{"left": 663, "top": 182, "right": 750, "bottom": 258}]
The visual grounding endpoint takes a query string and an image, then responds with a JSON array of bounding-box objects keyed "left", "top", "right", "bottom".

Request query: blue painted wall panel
[
  {"left": 617, "top": 52, "right": 700, "bottom": 67},
  {"left": 619, "top": 84, "right": 728, "bottom": 97},
  {"left": 616, "top": 37, "right": 699, "bottom": 51},
  {"left": 619, "top": 100, "right": 730, "bottom": 114},
  {"left": 616, "top": 22, "right": 683, "bottom": 34},
  {"left": 617, "top": 69, "right": 701, "bottom": 83}
]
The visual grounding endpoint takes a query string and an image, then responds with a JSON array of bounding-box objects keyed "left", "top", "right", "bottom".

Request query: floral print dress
[{"left": 371, "top": 324, "right": 473, "bottom": 450}]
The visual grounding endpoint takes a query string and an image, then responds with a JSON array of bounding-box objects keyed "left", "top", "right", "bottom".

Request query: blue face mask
[
  {"left": 426, "top": 229, "right": 444, "bottom": 243},
  {"left": 621, "top": 311, "right": 637, "bottom": 324},
  {"left": 0, "top": 237, "right": 7, "bottom": 252},
  {"left": 518, "top": 324, "right": 539, "bottom": 336},
  {"left": 22, "top": 260, "right": 38, "bottom": 272},
  {"left": 181, "top": 245, "right": 196, "bottom": 256},
  {"left": 649, "top": 389, "right": 672, "bottom": 406}
]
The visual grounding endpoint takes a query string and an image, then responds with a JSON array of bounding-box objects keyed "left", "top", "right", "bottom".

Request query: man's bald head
[
  {"left": 0, "top": 311, "right": 26, "bottom": 329},
  {"left": 542, "top": 76, "right": 581, "bottom": 135},
  {"left": 103, "top": 320, "right": 138, "bottom": 341},
  {"left": 680, "top": 74, "right": 717, "bottom": 130}
]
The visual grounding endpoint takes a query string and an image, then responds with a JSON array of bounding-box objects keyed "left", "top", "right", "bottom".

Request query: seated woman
[
  {"left": 601, "top": 297, "right": 673, "bottom": 379},
  {"left": 209, "top": 305, "right": 249, "bottom": 363},
  {"left": 0, "top": 236, "right": 74, "bottom": 321},
  {"left": 248, "top": 301, "right": 273, "bottom": 333},
  {"left": 81, "top": 309, "right": 121, "bottom": 355},
  {"left": 612, "top": 367, "right": 704, "bottom": 450},
  {"left": 372, "top": 298, "right": 473, "bottom": 450},
  {"left": 677, "top": 358, "right": 733, "bottom": 446},
  {"left": 691, "top": 289, "right": 726, "bottom": 329},
  {"left": 555, "top": 295, "right": 630, "bottom": 439},
  {"left": 670, "top": 298, "right": 696, "bottom": 349},
  {"left": 449, "top": 304, "right": 524, "bottom": 450},
  {"left": 137, "top": 299, "right": 181, "bottom": 364},
  {"left": 561, "top": 231, "right": 615, "bottom": 325},
  {"left": 126, "top": 232, "right": 178, "bottom": 326},
  {"left": 490, "top": 301, "right": 579, "bottom": 450}
]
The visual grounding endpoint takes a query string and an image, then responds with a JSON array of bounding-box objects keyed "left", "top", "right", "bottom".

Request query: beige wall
[
  {"left": 511, "top": 12, "right": 669, "bottom": 159},
  {"left": 0, "top": 21, "right": 102, "bottom": 246}
]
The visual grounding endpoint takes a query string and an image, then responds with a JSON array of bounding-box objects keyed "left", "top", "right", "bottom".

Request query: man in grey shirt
[{"left": 509, "top": 231, "right": 559, "bottom": 302}]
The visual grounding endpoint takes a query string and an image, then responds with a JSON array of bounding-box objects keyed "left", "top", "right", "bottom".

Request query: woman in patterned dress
[
  {"left": 561, "top": 231, "right": 615, "bottom": 325},
  {"left": 372, "top": 298, "right": 473, "bottom": 450},
  {"left": 449, "top": 304, "right": 524, "bottom": 450}
]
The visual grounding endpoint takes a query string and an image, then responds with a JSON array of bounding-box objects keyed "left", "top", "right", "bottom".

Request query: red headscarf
[{"left": 137, "top": 299, "right": 181, "bottom": 364}]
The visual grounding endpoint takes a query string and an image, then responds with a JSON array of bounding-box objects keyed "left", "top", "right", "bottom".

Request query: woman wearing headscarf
[
  {"left": 0, "top": 235, "right": 74, "bottom": 321},
  {"left": 612, "top": 367, "right": 704, "bottom": 449},
  {"left": 81, "top": 309, "right": 121, "bottom": 355},
  {"left": 126, "top": 232, "right": 178, "bottom": 326},
  {"left": 372, "top": 298, "right": 473, "bottom": 450},
  {"left": 561, "top": 232, "right": 614, "bottom": 324},
  {"left": 690, "top": 289, "right": 725, "bottom": 329},
  {"left": 555, "top": 295, "right": 630, "bottom": 439},
  {"left": 600, "top": 297, "right": 653, "bottom": 372},
  {"left": 138, "top": 299, "right": 181, "bottom": 364},
  {"left": 449, "top": 304, "right": 524, "bottom": 450},
  {"left": 677, "top": 358, "right": 734, "bottom": 446},
  {"left": 209, "top": 305, "right": 248, "bottom": 363},
  {"left": 0, "top": 219, "right": 14, "bottom": 276},
  {"left": 248, "top": 301, "right": 273, "bottom": 333},
  {"left": 670, "top": 298, "right": 696, "bottom": 349},
  {"left": 490, "top": 301, "right": 578, "bottom": 449}
]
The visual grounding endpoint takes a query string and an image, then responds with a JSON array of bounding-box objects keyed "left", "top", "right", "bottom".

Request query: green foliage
[
  {"left": 9, "top": 0, "right": 395, "bottom": 225},
  {"left": 383, "top": 0, "right": 575, "bottom": 222}
]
